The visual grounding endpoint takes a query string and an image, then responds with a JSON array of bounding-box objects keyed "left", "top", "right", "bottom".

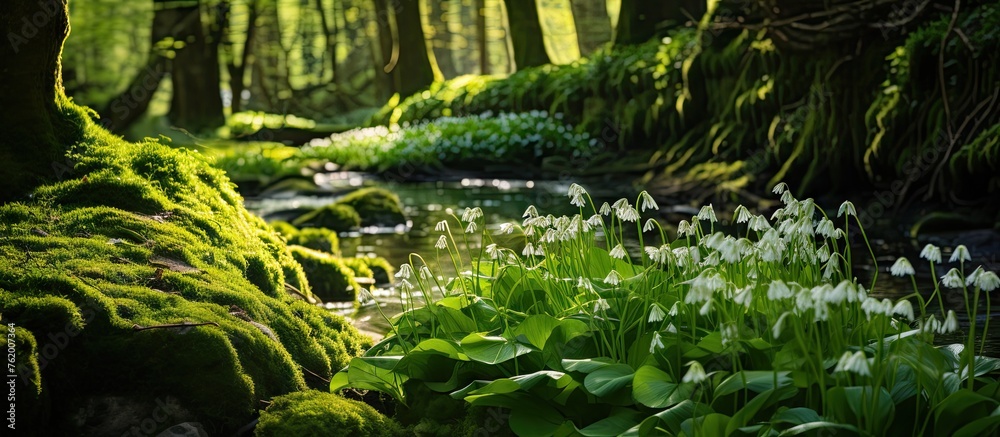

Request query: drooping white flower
[
  {"left": 649, "top": 331, "right": 665, "bottom": 353},
  {"left": 838, "top": 201, "right": 857, "bottom": 218},
  {"left": 398, "top": 278, "right": 414, "bottom": 293},
  {"left": 604, "top": 270, "right": 623, "bottom": 286},
  {"left": 734, "top": 205, "right": 752, "bottom": 224},
  {"left": 733, "top": 286, "right": 753, "bottom": 308},
  {"left": 816, "top": 243, "right": 831, "bottom": 263},
  {"left": 462, "top": 207, "right": 483, "bottom": 223},
  {"left": 834, "top": 351, "right": 871, "bottom": 377},
  {"left": 435, "top": 220, "right": 448, "bottom": 232},
  {"left": 499, "top": 223, "right": 515, "bottom": 234},
  {"left": 701, "top": 251, "right": 720, "bottom": 267},
  {"left": 949, "top": 245, "right": 971, "bottom": 263},
  {"left": 638, "top": 191, "right": 659, "bottom": 212},
  {"left": 609, "top": 244, "right": 627, "bottom": 260},
  {"left": 395, "top": 263, "right": 414, "bottom": 279},
  {"left": 618, "top": 205, "right": 640, "bottom": 222},
  {"left": 892, "top": 299, "right": 915, "bottom": 321},
  {"left": 677, "top": 220, "right": 694, "bottom": 237},
  {"left": 976, "top": 271, "right": 1000, "bottom": 292},
  {"left": 435, "top": 235, "right": 448, "bottom": 249},
  {"left": 772, "top": 182, "right": 788, "bottom": 195},
  {"left": 890, "top": 257, "right": 915, "bottom": 277},
  {"left": 720, "top": 237, "right": 741, "bottom": 264},
  {"left": 522, "top": 243, "right": 535, "bottom": 257},
  {"left": 941, "top": 268, "right": 964, "bottom": 288},
  {"left": 699, "top": 300, "right": 713, "bottom": 316},
  {"left": 485, "top": 244, "right": 501, "bottom": 259},
  {"left": 682, "top": 361, "right": 708, "bottom": 384},
  {"left": 465, "top": 222, "right": 478, "bottom": 234},
  {"left": 419, "top": 265, "right": 433, "bottom": 280},
  {"left": 668, "top": 302, "right": 680, "bottom": 317},
  {"left": 826, "top": 281, "right": 853, "bottom": 305},
  {"left": 920, "top": 315, "right": 941, "bottom": 334},
  {"left": 567, "top": 183, "right": 587, "bottom": 207},
  {"left": 780, "top": 190, "right": 795, "bottom": 205},
  {"left": 768, "top": 281, "right": 793, "bottom": 301},
  {"left": 939, "top": 310, "right": 959, "bottom": 334},
  {"left": 685, "top": 271, "right": 725, "bottom": 304},
  {"left": 648, "top": 304, "right": 666, "bottom": 322},
  {"left": 823, "top": 257, "right": 840, "bottom": 280},
  {"left": 814, "top": 219, "right": 836, "bottom": 239},
  {"left": 965, "top": 266, "right": 984, "bottom": 288},
  {"left": 599, "top": 202, "right": 612, "bottom": 216},
  {"left": 593, "top": 298, "right": 610, "bottom": 312},
  {"left": 697, "top": 204, "right": 717, "bottom": 223},
  {"left": 577, "top": 277, "right": 594, "bottom": 293},
  {"left": 586, "top": 214, "right": 603, "bottom": 228},
  {"left": 920, "top": 244, "right": 942, "bottom": 264},
  {"left": 643, "top": 219, "right": 656, "bottom": 233},
  {"left": 666, "top": 323, "right": 678, "bottom": 333},
  {"left": 749, "top": 215, "right": 771, "bottom": 232}
]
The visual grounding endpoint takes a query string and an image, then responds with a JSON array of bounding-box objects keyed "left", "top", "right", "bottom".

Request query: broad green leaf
[
  {"left": 408, "top": 338, "right": 469, "bottom": 360},
  {"left": 778, "top": 421, "right": 859, "bottom": 436},
  {"left": 725, "top": 386, "right": 798, "bottom": 435},
  {"left": 562, "top": 357, "right": 616, "bottom": 373},
  {"left": 632, "top": 365, "right": 691, "bottom": 408},
  {"left": 513, "top": 314, "right": 562, "bottom": 349},
  {"left": 771, "top": 407, "right": 822, "bottom": 425},
  {"left": 623, "top": 399, "right": 714, "bottom": 436},
  {"left": 826, "top": 386, "right": 894, "bottom": 432},
  {"left": 680, "top": 413, "right": 729, "bottom": 437},
  {"left": 584, "top": 363, "right": 635, "bottom": 397},
  {"left": 953, "top": 407, "right": 1000, "bottom": 437},
  {"left": 435, "top": 306, "right": 479, "bottom": 337},
  {"left": 450, "top": 370, "right": 569, "bottom": 399},
  {"left": 934, "top": 390, "right": 1000, "bottom": 436},
  {"left": 342, "top": 356, "right": 408, "bottom": 401},
  {"left": 329, "top": 369, "right": 350, "bottom": 392},
  {"left": 714, "top": 371, "right": 793, "bottom": 398},
  {"left": 577, "top": 410, "right": 644, "bottom": 436},
  {"left": 509, "top": 398, "right": 566, "bottom": 437},
  {"left": 888, "top": 362, "right": 918, "bottom": 404},
  {"left": 461, "top": 333, "right": 534, "bottom": 364}
]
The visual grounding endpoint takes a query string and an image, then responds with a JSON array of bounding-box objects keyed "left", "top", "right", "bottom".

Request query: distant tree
[
  {"left": 614, "top": 0, "right": 705, "bottom": 46},
  {"left": 502, "top": 0, "right": 551, "bottom": 69},
  {"left": 570, "top": 0, "right": 612, "bottom": 55},
  {"left": 165, "top": 0, "right": 225, "bottom": 131},
  {"left": 387, "top": 0, "right": 437, "bottom": 97},
  {"left": 476, "top": 0, "right": 489, "bottom": 73}
]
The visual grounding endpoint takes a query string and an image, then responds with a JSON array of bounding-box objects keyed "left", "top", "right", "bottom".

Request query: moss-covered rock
[
  {"left": 359, "top": 256, "right": 395, "bottom": 285},
  {"left": 287, "top": 227, "right": 341, "bottom": 256},
  {"left": 340, "top": 257, "right": 374, "bottom": 283},
  {"left": 0, "top": 101, "right": 371, "bottom": 435},
  {"left": 254, "top": 390, "right": 402, "bottom": 437},
  {"left": 334, "top": 187, "right": 406, "bottom": 227},
  {"left": 269, "top": 220, "right": 299, "bottom": 240},
  {"left": 289, "top": 246, "right": 360, "bottom": 304},
  {"left": 292, "top": 203, "right": 362, "bottom": 232}
]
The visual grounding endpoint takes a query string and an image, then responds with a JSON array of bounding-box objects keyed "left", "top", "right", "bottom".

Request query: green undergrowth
[
  {"left": 370, "top": 4, "right": 1000, "bottom": 199},
  {"left": 0, "top": 102, "right": 373, "bottom": 435},
  {"left": 290, "top": 246, "right": 362, "bottom": 305},
  {"left": 332, "top": 183, "right": 1000, "bottom": 436}
]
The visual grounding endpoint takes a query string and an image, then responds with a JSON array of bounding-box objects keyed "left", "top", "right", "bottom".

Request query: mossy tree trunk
[
  {"left": 389, "top": 0, "right": 437, "bottom": 97},
  {"left": 0, "top": 0, "right": 81, "bottom": 201},
  {"left": 570, "top": 0, "right": 612, "bottom": 55},
  {"left": 614, "top": 0, "right": 705, "bottom": 46},
  {"left": 502, "top": 0, "right": 551, "bottom": 69},
  {"left": 372, "top": 0, "right": 398, "bottom": 100}
]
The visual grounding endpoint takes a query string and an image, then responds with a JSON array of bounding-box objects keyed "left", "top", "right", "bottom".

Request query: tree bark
[
  {"left": 389, "top": 0, "right": 436, "bottom": 97},
  {"left": 476, "top": 0, "right": 489, "bottom": 74},
  {"left": 0, "top": 0, "right": 78, "bottom": 201},
  {"left": 614, "top": 0, "right": 705, "bottom": 46},
  {"left": 165, "top": 0, "right": 225, "bottom": 131},
  {"left": 571, "top": 0, "right": 612, "bottom": 55},
  {"left": 222, "top": 0, "right": 257, "bottom": 113},
  {"left": 425, "top": 0, "right": 457, "bottom": 78},
  {"left": 502, "top": 0, "right": 551, "bottom": 69}
]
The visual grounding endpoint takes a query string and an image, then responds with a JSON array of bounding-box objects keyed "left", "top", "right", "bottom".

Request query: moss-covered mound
[
  {"left": 292, "top": 203, "right": 362, "bottom": 232},
  {"left": 268, "top": 220, "right": 299, "bottom": 240},
  {"left": 334, "top": 187, "right": 406, "bottom": 227},
  {"left": 287, "top": 227, "right": 341, "bottom": 257},
  {"left": 254, "top": 390, "right": 402, "bottom": 437},
  {"left": 360, "top": 256, "right": 395, "bottom": 285},
  {"left": 0, "top": 102, "right": 371, "bottom": 435},
  {"left": 289, "top": 246, "right": 361, "bottom": 304}
]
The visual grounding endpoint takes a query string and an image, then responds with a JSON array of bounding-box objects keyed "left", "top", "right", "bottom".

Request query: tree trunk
[
  {"left": 0, "top": 0, "right": 79, "bottom": 201},
  {"left": 390, "top": 0, "right": 436, "bottom": 97},
  {"left": 425, "top": 0, "right": 457, "bottom": 78},
  {"left": 372, "top": 0, "right": 397, "bottom": 99},
  {"left": 476, "top": 0, "right": 489, "bottom": 74},
  {"left": 502, "top": 0, "right": 550, "bottom": 69},
  {"left": 222, "top": 0, "right": 258, "bottom": 113},
  {"left": 614, "top": 0, "right": 705, "bottom": 46},
  {"left": 164, "top": 0, "right": 225, "bottom": 131},
  {"left": 571, "top": 0, "right": 612, "bottom": 55}
]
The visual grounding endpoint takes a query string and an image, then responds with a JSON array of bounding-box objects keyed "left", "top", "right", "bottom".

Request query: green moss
[
  {"left": 0, "top": 99, "right": 369, "bottom": 435},
  {"left": 254, "top": 390, "right": 402, "bottom": 437},
  {"left": 292, "top": 204, "right": 362, "bottom": 232},
  {"left": 289, "top": 246, "right": 360, "bottom": 304},
  {"left": 334, "top": 187, "right": 406, "bottom": 227},
  {"left": 360, "top": 256, "right": 395, "bottom": 285},
  {"left": 340, "top": 257, "right": 374, "bottom": 282},
  {"left": 287, "top": 227, "right": 341, "bottom": 256},
  {"left": 269, "top": 220, "right": 299, "bottom": 239}
]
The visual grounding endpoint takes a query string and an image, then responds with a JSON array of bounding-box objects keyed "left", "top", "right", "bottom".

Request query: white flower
[
  {"left": 772, "top": 182, "right": 788, "bottom": 195},
  {"left": 522, "top": 243, "right": 535, "bottom": 256},
  {"left": 485, "top": 244, "right": 501, "bottom": 259},
  {"left": 697, "top": 204, "right": 717, "bottom": 222},
  {"left": 577, "top": 277, "right": 594, "bottom": 293},
  {"left": 395, "top": 263, "right": 413, "bottom": 279},
  {"left": 920, "top": 315, "right": 941, "bottom": 334},
  {"left": 462, "top": 207, "right": 483, "bottom": 223},
  {"left": 586, "top": 214, "right": 603, "bottom": 228},
  {"left": 666, "top": 323, "right": 678, "bottom": 333},
  {"left": 734, "top": 286, "right": 753, "bottom": 308},
  {"left": 976, "top": 271, "right": 1000, "bottom": 292},
  {"left": 749, "top": 215, "right": 771, "bottom": 232},
  {"left": 768, "top": 281, "right": 793, "bottom": 300},
  {"left": 890, "top": 257, "right": 915, "bottom": 277},
  {"left": 939, "top": 310, "right": 958, "bottom": 334},
  {"left": 648, "top": 304, "right": 666, "bottom": 322},
  {"left": 465, "top": 222, "right": 478, "bottom": 233},
  {"left": 966, "top": 266, "right": 984, "bottom": 287},
  {"left": 649, "top": 331, "right": 665, "bottom": 353},
  {"left": 920, "top": 244, "right": 942, "bottom": 264},
  {"left": 682, "top": 361, "right": 707, "bottom": 384},
  {"left": 398, "top": 278, "right": 414, "bottom": 293},
  {"left": 643, "top": 219, "right": 656, "bottom": 232},
  {"left": 499, "top": 223, "right": 515, "bottom": 234},
  {"left": 772, "top": 312, "right": 790, "bottom": 338},
  {"left": 599, "top": 202, "right": 611, "bottom": 216},
  {"left": 734, "top": 205, "right": 752, "bottom": 224},
  {"left": 523, "top": 205, "right": 538, "bottom": 218},
  {"left": 677, "top": 220, "right": 694, "bottom": 237},
  {"left": 814, "top": 219, "right": 836, "bottom": 239},
  {"left": 816, "top": 243, "right": 831, "bottom": 263},
  {"left": 618, "top": 205, "right": 639, "bottom": 222},
  {"left": 419, "top": 266, "right": 434, "bottom": 281},
  {"left": 435, "top": 235, "right": 448, "bottom": 249},
  {"left": 699, "top": 300, "right": 713, "bottom": 315},
  {"left": 720, "top": 237, "right": 741, "bottom": 263},
  {"left": 668, "top": 302, "right": 680, "bottom": 317},
  {"left": 838, "top": 201, "right": 856, "bottom": 218},
  {"left": 567, "top": 183, "right": 587, "bottom": 207},
  {"left": 949, "top": 245, "right": 971, "bottom": 263},
  {"left": 941, "top": 268, "right": 964, "bottom": 288},
  {"left": 435, "top": 220, "right": 448, "bottom": 232},
  {"left": 823, "top": 257, "right": 840, "bottom": 280},
  {"left": 834, "top": 351, "right": 871, "bottom": 377},
  {"left": 638, "top": 191, "right": 659, "bottom": 212},
  {"left": 610, "top": 244, "right": 627, "bottom": 260},
  {"left": 892, "top": 300, "right": 915, "bottom": 321},
  {"left": 604, "top": 270, "right": 623, "bottom": 286},
  {"left": 826, "top": 281, "right": 853, "bottom": 305},
  {"left": 685, "top": 271, "right": 725, "bottom": 304},
  {"left": 593, "top": 298, "right": 610, "bottom": 312},
  {"left": 780, "top": 190, "right": 795, "bottom": 205},
  {"left": 861, "top": 297, "right": 889, "bottom": 318}
]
